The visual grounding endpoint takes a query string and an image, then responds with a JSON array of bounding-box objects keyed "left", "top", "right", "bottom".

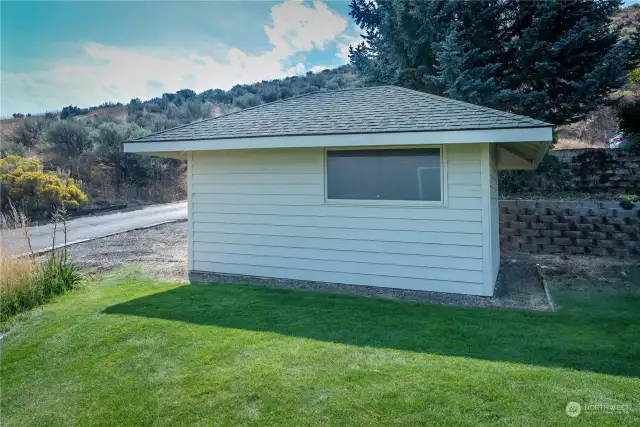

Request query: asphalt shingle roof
[{"left": 130, "top": 86, "right": 551, "bottom": 143}]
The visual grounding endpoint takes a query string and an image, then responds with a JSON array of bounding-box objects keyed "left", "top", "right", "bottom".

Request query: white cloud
[
  {"left": 309, "top": 65, "right": 331, "bottom": 73},
  {"left": 286, "top": 62, "right": 308, "bottom": 75},
  {"left": 265, "top": 0, "right": 347, "bottom": 56},
  {"left": 285, "top": 63, "right": 332, "bottom": 75},
  {"left": 1, "top": 0, "right": 350, "bottom": 115},
  {"left": 335, "top": 25, "right": 364, "bottom": 62}
]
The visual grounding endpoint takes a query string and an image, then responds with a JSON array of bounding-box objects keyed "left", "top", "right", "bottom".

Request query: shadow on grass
[{"left": 104, "top": 283, "right": 640, "bottom": 377}]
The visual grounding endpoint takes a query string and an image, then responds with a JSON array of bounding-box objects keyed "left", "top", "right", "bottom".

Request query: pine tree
[
  {"left": 349, "top": 0, "right": 631, "bottom": 125},
  {"left": 629, "top": 23, "right": 640, "bottom": 69}
]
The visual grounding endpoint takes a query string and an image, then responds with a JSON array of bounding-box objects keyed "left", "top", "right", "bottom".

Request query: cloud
[
  {"left": 309, "top": 65, "right": 331, "bottom": 73},
  {"left": 335, "top": 25, "right": 364, "bottom": 62},
  {"left": 286, "top": 62, "right": 308, "bottom": 75},
  {"left": 265, "top": 0, "right": 347, "bottom": 56},
  {"left": 1, "top": 0, "right": 350, "bottom": 115}
]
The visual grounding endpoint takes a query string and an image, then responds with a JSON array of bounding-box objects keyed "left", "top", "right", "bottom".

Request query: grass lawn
[{"left": 2, "top": 268, "right": 639, "bottom": 426}]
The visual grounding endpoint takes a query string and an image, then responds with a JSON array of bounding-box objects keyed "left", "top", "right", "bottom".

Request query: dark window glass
[{"left": 327, "top": 148, "right": 441, "bottom": 201}]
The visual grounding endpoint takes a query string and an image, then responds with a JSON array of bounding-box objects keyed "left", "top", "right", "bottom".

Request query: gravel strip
[{"left": 62, "top": 220, "right": 188, "bottom": 282}]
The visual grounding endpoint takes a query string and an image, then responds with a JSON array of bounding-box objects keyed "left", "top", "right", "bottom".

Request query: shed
[{"left": 124, "top": 86, "right": 553, "bottom": 296}]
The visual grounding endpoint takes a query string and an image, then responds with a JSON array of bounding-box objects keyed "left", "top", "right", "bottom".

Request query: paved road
[{"left": 14, "top": 202, "right": 187, "bottom": 254}]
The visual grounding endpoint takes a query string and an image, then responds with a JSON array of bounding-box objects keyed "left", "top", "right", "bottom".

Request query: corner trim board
[
  {"left": 480, "top": 144, "right": 495, "bottom": 296},
  {"left": 187, "top": 151, "right": 194, "bottom": 270}
]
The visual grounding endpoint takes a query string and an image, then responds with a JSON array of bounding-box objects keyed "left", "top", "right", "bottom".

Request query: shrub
[
  {"left": 6, "top": 119, "right": 48, "bottom": 148},
  {"left": 617, "top": 99, "right": 640, "bottom": 152},
  {"left": 0, "top": 155, "right": 88, "bottom": 215},
  {"left": 619, "top": 195, "right": 640, "bottom": 210},
  {"left": 46, "top": 120, "right": 92, "bottom": 158},
  {"left": 0, "top": 207, "right": 83, "bottom": 322},
  {"left": 60, "top": 105, "right": 89, "bottom": 120},
  {"left": 233, "top": 93, "right": 262, "bottom": 109},
  {"left": 499, "top": 154, "right": 575, "bottom": 197}
]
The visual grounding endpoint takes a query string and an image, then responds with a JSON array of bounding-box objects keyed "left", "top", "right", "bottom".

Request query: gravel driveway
[
  {"left": 62, "top": 220, "right": 553, "bottom": 311},
  {"left": 63, "top": 220, "right": 188, "bottom": 282}
]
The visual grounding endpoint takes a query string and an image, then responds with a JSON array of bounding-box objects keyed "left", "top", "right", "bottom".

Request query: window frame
[{"left": 323, "top": 145, "right": 448, "bottom": 208}]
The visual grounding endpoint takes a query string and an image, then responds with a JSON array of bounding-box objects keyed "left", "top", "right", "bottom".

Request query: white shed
[{"left": 124, "top": 86, "right": 553, "bottom": 296}]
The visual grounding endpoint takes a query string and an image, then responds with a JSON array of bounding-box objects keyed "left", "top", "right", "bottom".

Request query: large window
[{"left": 326, "top": 147, "right": 443, "bottom": 202}]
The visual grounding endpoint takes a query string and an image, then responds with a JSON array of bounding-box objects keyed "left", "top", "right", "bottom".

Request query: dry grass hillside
[
  {"left": 613, "top": 3, "right": 640, "bottom": 40},
  {"left": 555, "top": 84, "right": 639, "bottom": 150},
  {"left": 1, "top": 106, "right": 129, "bottom": 139},
  {"left": 555, "top": 4, "right": 640, "bottom": 149}
]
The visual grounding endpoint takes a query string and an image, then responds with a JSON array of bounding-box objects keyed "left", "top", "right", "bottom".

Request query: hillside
[
  {"left": 555, "top": 4, "right": 640, "bottom": 149},
  {"left": 127, "top": 66, "right": 358, "bottom": 132},
  {"left": 1, "top": 66, "right": 360, "bottom": 214},
  {"left": 613, "top": 3, "right": 640, "bottom": 40},
  {"left": 1, "top": 66, "right": 358, "bottom": 135}
]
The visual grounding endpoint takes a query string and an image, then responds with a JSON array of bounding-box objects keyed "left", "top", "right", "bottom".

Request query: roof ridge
[{"left": 389, "top": 86, "right": 550, "bottom": 126}]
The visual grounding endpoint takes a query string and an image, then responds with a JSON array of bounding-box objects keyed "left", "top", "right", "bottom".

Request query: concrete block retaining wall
[
  {"left": 549, "top": 149, "right": 640, "bottom": 194},
  {"left": 499, "top": 200, "right": 640, "bottom": 257}
]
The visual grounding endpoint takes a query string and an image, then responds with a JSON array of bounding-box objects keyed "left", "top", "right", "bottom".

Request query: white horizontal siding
[
  {"left": 194, "top": 182, "right": 480, "bottom": 199},
  {"left": 193, "top": 183, "right": 322, "bottom": 195},
  {"left": 192, "top": 212, "right": 482, "bottom": 234},
  {"left": 193, "top": 261, "right": 483, "bottom": 295},
  {"left": 192, "top": 203, "right": 481, "bottom": 222},
  {"left": 192, "top": 173, "right": 321, "bottom": 184},
  {"left": 193, "top": 235, "right": 482, "bottom": 258},
  {"left": 194, "top": 242, "right": 483, "bottom": 270},
  {"left": 449, "top": 185, "right": 481, "bottom": 198},
  {"left": 192, "top": 224, "right": 483, "bottom": 246},
  {"left": 192, "top": 193, "right": 483, "bottom": 210},
  {"left": 190, "top": 144, "right": 488, "bottom": 295},
  {"left": 448, "top": 173, "right": 481, "bottom": 185},
  {"left": 193, "top": 253, "right": 483, "bottom": 282},
  {"left": 191, "top": 162, "right": 317, "bottom": 175}
]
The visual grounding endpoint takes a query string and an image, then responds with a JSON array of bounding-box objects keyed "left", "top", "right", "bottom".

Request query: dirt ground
[
  {"left": 59, "top": 221, "right": 636, "bottom": 312},
  {"left": 62, "top": 220, "right": 188, "bottom": 282}
]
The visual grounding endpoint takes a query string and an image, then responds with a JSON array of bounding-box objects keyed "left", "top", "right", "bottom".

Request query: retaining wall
[
  {"left": 499, "top": 200, "right": 640, "bottom": 257},
  {"left": 549, "top": 148, "right": 640, "bottom": 194}
]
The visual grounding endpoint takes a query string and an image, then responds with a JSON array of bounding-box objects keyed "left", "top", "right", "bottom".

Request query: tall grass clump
[
  {"left": 1, "top": 205, "right": 82, "bottom": 322},
  {"left": 1, "top": 204, "right": 39, "bottom": 314}
]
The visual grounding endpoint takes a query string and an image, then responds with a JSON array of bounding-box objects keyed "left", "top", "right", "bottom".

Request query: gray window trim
[{"left": 323, "top": 145, "right": 448, "bottom": 207}]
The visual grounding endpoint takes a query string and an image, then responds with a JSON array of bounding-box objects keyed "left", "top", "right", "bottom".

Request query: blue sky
[{"left": 1, "top": 1, "right": 360, "bottom": 115}]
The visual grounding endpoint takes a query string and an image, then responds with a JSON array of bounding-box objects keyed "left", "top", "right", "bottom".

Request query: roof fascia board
[
  {"left": 124, "top": 127, "right": 553, "bottom": 154},
  {"left": 135, "top": 151, "right": 187, "bottom": 160}
]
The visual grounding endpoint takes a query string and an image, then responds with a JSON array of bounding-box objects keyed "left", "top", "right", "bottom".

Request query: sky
[{"left": 0, "top": 0, "right": 362, "bottom": 116}]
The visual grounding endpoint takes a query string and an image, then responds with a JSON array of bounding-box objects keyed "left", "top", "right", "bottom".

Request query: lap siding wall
[{"left": 188, "top": 145, "right": 488, "bottom": 295}]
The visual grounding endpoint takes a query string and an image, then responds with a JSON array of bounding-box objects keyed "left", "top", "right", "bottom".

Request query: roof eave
[
  {"left": 125, "top": 124, "right": 552, "bottom": 144},
  {"left": 497, "top": 140, "right": 552, "bottom": 170},
  {"left": 124, "top": 126, "right": 553, "bottom": 155}
]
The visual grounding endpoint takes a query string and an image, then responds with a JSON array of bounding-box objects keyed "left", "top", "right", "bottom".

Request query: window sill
[{"left": 323, "top": 199, "right": 448, "bottom": 209}]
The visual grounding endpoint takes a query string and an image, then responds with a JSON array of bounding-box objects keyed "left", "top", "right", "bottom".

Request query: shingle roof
[{"left": 130, "top": 86, "right": 551, "bottom": 143}]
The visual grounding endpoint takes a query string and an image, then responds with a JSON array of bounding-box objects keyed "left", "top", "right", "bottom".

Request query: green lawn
[{"left": 2, "top": 269, "right": 639, "bottom": 426}]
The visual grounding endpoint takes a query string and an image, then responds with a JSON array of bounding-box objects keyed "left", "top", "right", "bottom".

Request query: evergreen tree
[
  {"left": 629, "top": 23, "right": 640, "bottom": 69},
  {"left": 349, "top": 0, "right": 631, "bottom": 125}
]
